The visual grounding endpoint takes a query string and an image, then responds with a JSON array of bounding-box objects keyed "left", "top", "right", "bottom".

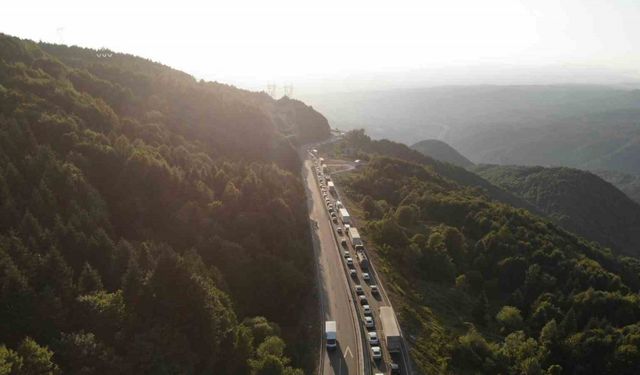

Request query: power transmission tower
[
  {"left": 266, "top": 83, "right": 277, "bottom": 98},
  {"left": 283, "top": 84, "right": 294, "bottom": 98}
]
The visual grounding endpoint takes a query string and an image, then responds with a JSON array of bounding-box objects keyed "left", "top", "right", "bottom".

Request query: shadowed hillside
[
  {"left": 412, "top": 139, "right": 474, "bottom": 168},
  {"left": 0, "top": 33, "right": 329, "bottom": 373},
  {"left": 473, "top": 165, "right": 640, "bottom": 256}
]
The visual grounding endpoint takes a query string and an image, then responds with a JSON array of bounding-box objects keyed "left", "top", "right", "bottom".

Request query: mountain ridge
[
  {"left": 473, "top": 164, "right": 640, "bottom": 257},
  {"left": 411, "top": 139, "right": 474, "bottom": 168}
]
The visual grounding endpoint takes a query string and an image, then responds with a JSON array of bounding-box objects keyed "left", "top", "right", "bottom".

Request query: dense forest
[
  {"left": 0, "top": 34, "right": 329, "bottom": 374},
  {"left": 474, "top": 165, "right": 640, "bottom": 257},
  {"left": 324, "top": 131, "right": 640, "bottom": 374}
]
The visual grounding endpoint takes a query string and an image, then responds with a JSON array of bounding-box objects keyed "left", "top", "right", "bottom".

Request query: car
[
  {"left": 371, "top": 346, "right": 382, "bottom": 359},
  {"left": 349, "top": 269, "right": 357, "bottom": 278},
  {"left": 362, "top": 305, "right": 372, "bottom": 315},
  {"left": 355, "top": 244, "right": 364, "bottom": 252},
  {"left": 346, "top": 257, "right": 353, "bottom": 266},
  {"left": 336, "top": 227, "right": 343, "bottom": 235},
  {"left": 368, "top": 331, "right": 379, "bottom": 345},
  {"left": 359, "top": 295, "right": 368, "bottom": 305},
  {"left": 364, "top": 316, "right": 374, "bottom": 328},
  {"left": 355, "top": 285, "right": 364, "bottom": 295},
  {"left": 341, "top": 239, "right": 348, "bottom": 247},
  {"left": 362, "top": 273, "right": 370, "bottom": 281},
  {"left": 332, "top": 217, "right": 338, "bottom": 224},
  {"left": 370, "top": 285, "right": 379, "bottom": 294},
  {"left": 343, "top": 250, "right": 350, "bottom": 258},
  {"left": 389, "top": 362, "right": 400, "bottom": 374}
]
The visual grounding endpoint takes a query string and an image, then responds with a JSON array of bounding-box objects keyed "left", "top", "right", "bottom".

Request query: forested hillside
[
  {"left": 411, "top": 139, "right": 474, "bottom": 168},
  {"left": 0, "top": 34, "right": 329, "bottom": 374},
  {"left": 328, "top": 133, "right": 640, "bottom": 374},
  {"left": 327, "top": 130, "right": 539, "bottom": 214},
  {"left": 473, "top": 165, "right": 640, "bottom": 257}
]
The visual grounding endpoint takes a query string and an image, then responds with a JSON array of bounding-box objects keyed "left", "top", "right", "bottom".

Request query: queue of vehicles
[{"left": 312, "top": 151, "right": 403, "bottom": 373}]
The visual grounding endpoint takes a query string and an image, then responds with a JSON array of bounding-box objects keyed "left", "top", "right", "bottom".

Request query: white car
[
  {"left": 336, "top": 227, "right": 343, "bottom": 235},
  {"left": 355, "top": 285, "right": 364, "bottom": 295},
  {"left": 364, "top": 316, "right": 374, "bottom": 328},
  {"left": 343, "top": 250, "right": 350, "bottom": 258},
  {"left": 346, "top": 257, "right": 353, "bottom": 266},
  {"left": 371, "top": 346, "right": 382, "bottom": 359},
  {"left": 368, "top": 331, "right": 379, "bottom": 345},
  {"left": 362, "top": 273, "right": 370, "bottom": 281},
  {"left": 362, "top": 305, "right": 372, "bottom": 315}
]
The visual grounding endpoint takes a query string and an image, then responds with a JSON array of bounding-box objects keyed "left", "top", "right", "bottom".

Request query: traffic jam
[{"left": 310, "top": 149, "right": 403, "bottom": 374}]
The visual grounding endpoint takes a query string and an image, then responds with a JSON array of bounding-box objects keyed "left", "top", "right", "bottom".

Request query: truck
[
  {"left": 348, "top": 227, "right": 362, "bottom": 247},
  {"left": 327, "top": 181, "right": 336, "bottom": 195},
  {"left": 339, "top": 208, "right": 351, "bottom": 224},
  {"left": 356, "top": 251, "right": 369, "bottom": 270},
  {"left": 380, "top": 307, "right": 402, "bottom": 353},
  {"left": 325, "top": 321, "right": 337, "bottom": 350}
]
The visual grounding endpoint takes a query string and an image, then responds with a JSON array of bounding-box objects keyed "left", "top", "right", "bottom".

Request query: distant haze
[{"left": 2, "top": 0, "right": 640, "bottom": 93}]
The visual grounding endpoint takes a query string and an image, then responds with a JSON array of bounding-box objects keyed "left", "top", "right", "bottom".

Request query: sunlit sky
[{"left": 3, "top": 0, "right": 640, "bottom": 93}]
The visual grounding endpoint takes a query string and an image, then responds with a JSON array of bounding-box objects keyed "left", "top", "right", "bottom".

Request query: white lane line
[{"left": 344, "top": 346, "right": 353, "bottom": 359}]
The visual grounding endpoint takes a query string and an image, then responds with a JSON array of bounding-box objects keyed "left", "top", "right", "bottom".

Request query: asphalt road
[
  {"left": 303, "top": 144, "right": 412, "bottom": 375},
  {"left": 303, "top": 158, "right": 362, "bottom": 375}
]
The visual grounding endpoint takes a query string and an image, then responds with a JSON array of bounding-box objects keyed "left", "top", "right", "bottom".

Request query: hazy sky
[{"left": 2, "top": 0, "right": 640, "bottom": 92}]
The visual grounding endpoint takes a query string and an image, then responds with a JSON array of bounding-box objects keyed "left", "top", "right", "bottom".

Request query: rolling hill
[
  {"left": 473, "top": 165, "right": 640, "bottom": 257},
  {"left": 411, "top": 139, "right": 474, "bottom": 168},
  {"left": 303, "top": 85, "right": 640, "bottom": 174},
  {"left": 593, "top": 169, "right": 640, "bottom": 205}
]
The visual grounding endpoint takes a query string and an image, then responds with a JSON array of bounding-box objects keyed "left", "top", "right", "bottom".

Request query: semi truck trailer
[
  {"left": 380, "top": 307, "right": 401, "bottom": 353},
  {"left": 348, "top": 227, "right": 362, "bottom": 246},
  {"left": 339, "top": 208, "right": 351, "bottom": 224}
]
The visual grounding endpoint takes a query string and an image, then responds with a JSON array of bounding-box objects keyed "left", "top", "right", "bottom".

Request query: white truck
[
  {"left": 339, "top": 208, "right": 351, "bottom": 224},
  {"left": 380, "top": 307, "right": 401, "bottom": 353},
  {"left": 348, "top": 227, "right": 362, "bottom": 246},
  {"left": 327, "top": 181, "right": 336, "bottom": 195},
  {"left": 325, "top": 321, "right": 337, "bottom": 350}
]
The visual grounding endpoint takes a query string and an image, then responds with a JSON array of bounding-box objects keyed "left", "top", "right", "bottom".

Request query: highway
[
  {"left": 303, "top": 157, "right": 362, "bottom": 375},
  {"left": 303, "top": 147, "right": 413, "bottom": 375}
]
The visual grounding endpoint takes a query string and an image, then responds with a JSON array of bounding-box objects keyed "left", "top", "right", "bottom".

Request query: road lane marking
[{"left": 344, "top": 346, "right": 353, "bottom": 358}]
